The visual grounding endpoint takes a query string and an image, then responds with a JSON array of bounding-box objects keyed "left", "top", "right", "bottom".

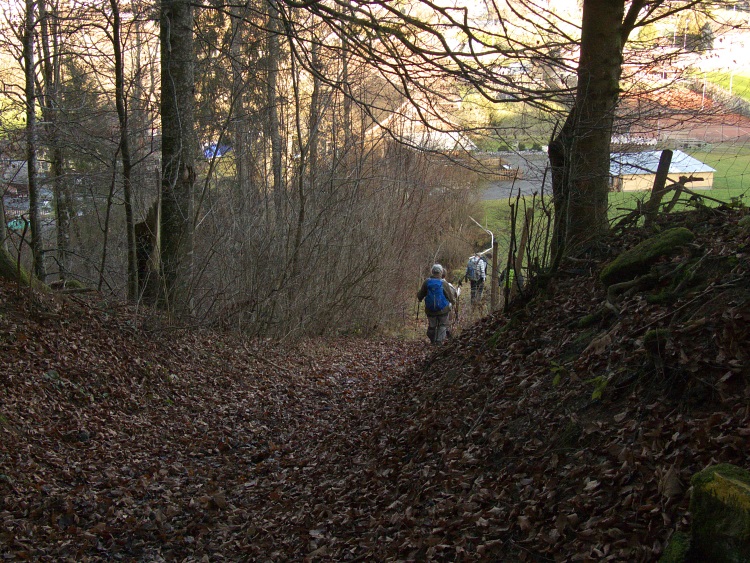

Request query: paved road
[{"left": 480, "top": 152, "right": 552, "bottom": 200}]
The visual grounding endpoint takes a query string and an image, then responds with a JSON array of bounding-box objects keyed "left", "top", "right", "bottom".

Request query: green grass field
[
  {"left": 480, "top": 142, "right": 750, "bottom": 243},
  {"left": 706, "top": 72, "right": 750, "bottom": 104},
  {"left": 609, "top": 143, "right": 750, "bottom": 213},
  {"left": 483, "top": 182, "right": 748, "bottom": 242},
  {"left": 690, "top": 143, "right": 750, "bottom": 193}
]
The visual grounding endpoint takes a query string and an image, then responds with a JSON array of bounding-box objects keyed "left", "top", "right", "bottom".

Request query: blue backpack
[{"left": 425, "top": 278, "right": 450, "bottom": 312}]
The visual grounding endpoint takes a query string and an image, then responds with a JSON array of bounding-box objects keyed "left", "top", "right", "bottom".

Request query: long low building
[{"left": 610, "top": 149, "right": 715, "bottom": 191}]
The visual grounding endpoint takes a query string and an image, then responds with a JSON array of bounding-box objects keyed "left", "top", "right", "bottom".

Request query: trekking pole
[
  {"left": 456, "top": 287, "right": 460, "bottom": 322},
  {"left": 415, "top": 265, "right": 422, "bottom": 326}
]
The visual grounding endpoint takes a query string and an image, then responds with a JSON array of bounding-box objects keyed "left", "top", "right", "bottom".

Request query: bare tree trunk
[
  {"left": 308, "top": 40, "right": 320, "bottom": 192},
  {"left": 266, "top": 0, "right": 284, "bottom": 230},
  {"left": 548, "top": 0, "right": 636, "bottom": 259},
  {"left": 342, "top": 32, "right": 352, "bottom": 151},
  {"left": 160, "top": 0, "right": 196, "bottom": 316},
  {"left": 39, "top": 0, "right": 70, "bottom": 283},
  {"left": 135, "top": 194, "right": 160, "bottom": 304},
  {"left": 23, "top": 0, "right": 46, "bottom": 282},
  {"left": 289, "top": 39, "right": 320, "bottom": 280},
  {"left": 110, "top": 0, "right": 138, "bottom": 300},
  {"left": 0, "top": 198, "right": 7, "bottom": 253},
  {"left": 98, "top": 149, "right": 119, "bottom": 293},
  {"left": 229, "top": 8, "right": 248, "bottom": 206}
]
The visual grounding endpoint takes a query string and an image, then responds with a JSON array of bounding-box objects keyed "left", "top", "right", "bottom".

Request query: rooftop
[{"left": 610, "top": 150, "right": 715, "bottom": 176}]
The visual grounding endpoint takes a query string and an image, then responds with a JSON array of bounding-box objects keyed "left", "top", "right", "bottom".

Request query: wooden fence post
[
  {"left": 491, "top": 239, "right": 499, "bottom": 310},
  {"left": 644, "top": 149, "right": 673, "bottom": 227}
]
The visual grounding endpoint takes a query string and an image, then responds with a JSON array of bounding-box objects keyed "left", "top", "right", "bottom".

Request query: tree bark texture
[
  {"left": 549, "top": 0, "right": 626, "bottom": 258},
  {"left": 135, "top": 198, "right": 161, "bottom": 305},
  {"left": 266, "top": 0, "right": 285, "bottom": 229},
  {"left": 229, "top": 8, "right": 248, "bottom": 207},
  {"left": 0, "top": 246, "right": 30, "bottom": 285},
  {"left": 290, "top": 39, "right": 319, "bottom": 281},
  {"left": 110, "top": 0, "right": 138, "bottom": 301},
  {"left": 160, "top": 0, "right": 196, "bottom": 316},
  {"left": 39, "top": 0, "right": 71, "bottom": 283},
  {"left": 24, "top": 0, "right": 46, "bottom": 282}
]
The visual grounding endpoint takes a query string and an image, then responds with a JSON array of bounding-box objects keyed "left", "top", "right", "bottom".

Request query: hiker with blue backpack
[
  {"left": 465, "top": 253, "right": 487, "bottom": 305},
  {"left": 416, "top": 264, "right": 456, "bottom": 345}
]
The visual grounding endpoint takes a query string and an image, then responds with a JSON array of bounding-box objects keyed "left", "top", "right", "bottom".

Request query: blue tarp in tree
[{"left": 203, "top": 143, "right": 232, "bottom": 159}]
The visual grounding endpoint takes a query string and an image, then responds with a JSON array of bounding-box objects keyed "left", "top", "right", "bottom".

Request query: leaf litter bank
[{"left": 1, "top": 206, "right": 749, "bottom": 561}]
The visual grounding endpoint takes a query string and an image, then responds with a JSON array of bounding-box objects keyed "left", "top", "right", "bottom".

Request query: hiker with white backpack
[
  {"left": 464, "top": 253, "right": 487, "bottom": 305},
  {"left": 416, "top": 264, "right": 456, "bottom": 345}
]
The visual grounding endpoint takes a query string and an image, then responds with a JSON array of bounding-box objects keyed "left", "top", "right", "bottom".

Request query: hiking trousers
[
  {"left": 427, "top": 312, "right": 450, "bottom": 344},
  {"left": 470, "top": 278, "right": 485, "bottom": 304}
]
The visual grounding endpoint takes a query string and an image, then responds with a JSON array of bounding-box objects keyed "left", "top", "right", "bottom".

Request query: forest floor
[{"left": 1, "top": 204, "right": 749, "bottom": 562}]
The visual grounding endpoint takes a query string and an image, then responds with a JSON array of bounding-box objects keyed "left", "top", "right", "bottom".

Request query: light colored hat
[{"left": 431, "top": 264, "right": 443, "bottom": 275}]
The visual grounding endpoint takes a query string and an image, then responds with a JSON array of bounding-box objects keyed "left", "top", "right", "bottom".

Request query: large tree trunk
[
  {"left": 160, "top": 0, "right": 196, "bottom": 316},
  {"left": 24, "top": 0, "right": 46, "bottom": 282},
  {"left": 549, "top": 0, "right": 627, "bottom": 259}
]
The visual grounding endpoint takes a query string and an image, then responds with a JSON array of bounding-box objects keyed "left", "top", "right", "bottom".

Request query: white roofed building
[{"left": 610, "top": 150, "right": 715, "bottom": 192}]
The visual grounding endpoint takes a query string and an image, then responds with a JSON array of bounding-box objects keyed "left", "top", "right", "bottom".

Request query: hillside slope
[
  {"left": 323, "top": 204, "right": 750, "bottom": 561},
  {"left": 1, "top": 205, "right": 749, "bottom": 562}
]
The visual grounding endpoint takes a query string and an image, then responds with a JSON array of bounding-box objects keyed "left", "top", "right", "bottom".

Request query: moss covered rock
[
  {"left": 600, "top": 227, "right": 695, "bottom": 287},
  {"left": 689, "top": 463, "right": 750, "bottom": 563},
  {"left": 659, "top": 531, "right": 690, "bottom": 563}
]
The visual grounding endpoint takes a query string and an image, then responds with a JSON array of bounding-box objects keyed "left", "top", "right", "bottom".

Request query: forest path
[
  {"left": 220, "top": 337, "right": 433, "bottom": 560},
  {"left": 0, "top": 300, "right": 433, "bottom": 561}
]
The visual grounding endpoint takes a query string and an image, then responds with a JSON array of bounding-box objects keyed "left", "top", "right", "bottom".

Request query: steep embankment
[
  {"left": 288, "top": 205, "right": 749, "bottom": 561},
  {"left": 1, "top": 205, "right": 749, "bottom": 562}
]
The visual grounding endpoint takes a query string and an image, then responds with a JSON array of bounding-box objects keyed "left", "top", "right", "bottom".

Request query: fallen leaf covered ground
[{"left": 1, "top": 205, "right": 749, "bottom": 562}]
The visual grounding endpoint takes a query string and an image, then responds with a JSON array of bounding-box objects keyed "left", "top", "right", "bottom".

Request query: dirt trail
[{"left": 0, "top": 292, "right": 429, "bottom": 561}]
